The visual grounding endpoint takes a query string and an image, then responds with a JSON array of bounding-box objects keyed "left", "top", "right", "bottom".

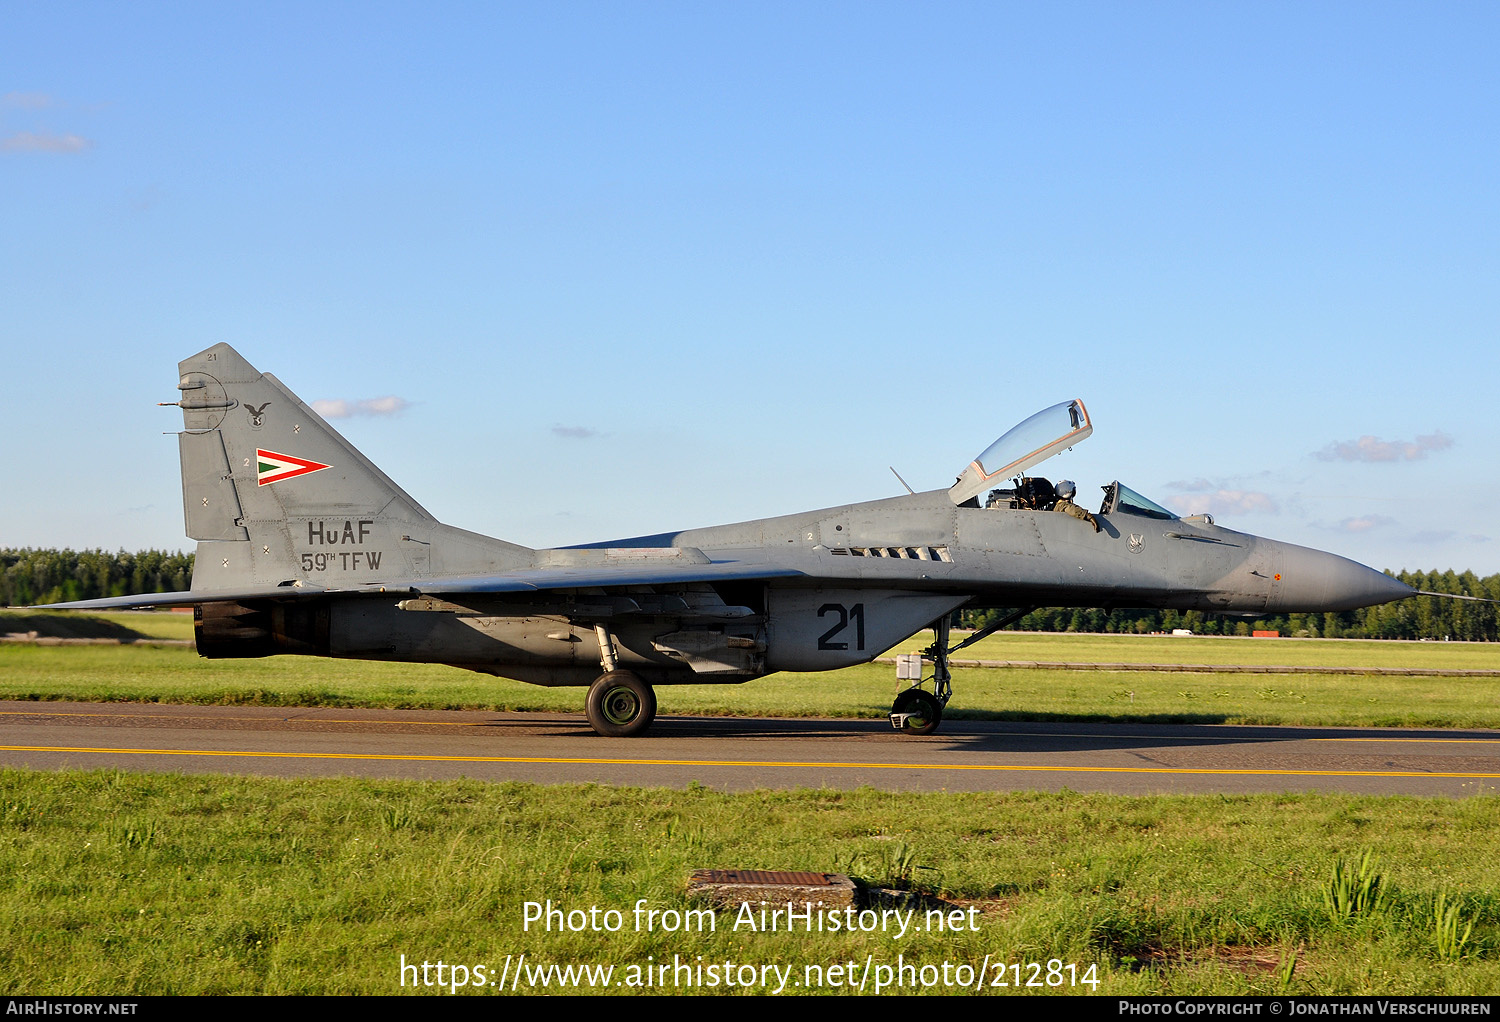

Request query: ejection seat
[{"left": 1015, "top": 476, "right": 1057, "bottom": 511}]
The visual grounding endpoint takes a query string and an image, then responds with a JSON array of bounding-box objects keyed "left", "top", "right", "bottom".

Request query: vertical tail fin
[{"left": 174, "top": 343, "right": 529, "bottom": 591}]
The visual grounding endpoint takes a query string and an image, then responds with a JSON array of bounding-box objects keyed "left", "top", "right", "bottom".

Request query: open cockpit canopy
[{"left": 948, "top": 399, "right": 1092, "bottom": 506}]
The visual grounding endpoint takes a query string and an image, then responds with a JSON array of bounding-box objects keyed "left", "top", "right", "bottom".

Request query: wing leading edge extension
[{"left": 36, "top": 559, "right": 808, "bottom": 611}]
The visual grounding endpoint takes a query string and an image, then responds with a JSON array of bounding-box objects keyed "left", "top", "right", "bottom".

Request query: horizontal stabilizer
[{"left": 33, "top": 585, "right": 330, "bottom": 611}]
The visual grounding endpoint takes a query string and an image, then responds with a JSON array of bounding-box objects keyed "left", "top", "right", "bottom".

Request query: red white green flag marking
[{"left": 256, "top": 449, "right": 331, "bottom": 486}]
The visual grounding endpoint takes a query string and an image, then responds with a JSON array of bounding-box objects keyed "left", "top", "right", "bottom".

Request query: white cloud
[
  {"left": 1165, "top": 477, "right": 1216, "bottom": 493},
  {"left": 2, "top": 92, "right": 59, "bottom": 109},
  {"left": 1315, "top": 432, "right": 1452, "bottom": 463},
  {"left": 1339, "top": 515, "right": 1397, "bottom": 533},
  {"left": 312, "top": 396, "right": 411, "bottom": 419},
  {"left": 1169, "top": 489, "right": 1278, "bottom": 516},
  {"left": 552, "top": 425, "right": 600, "bottom": 439},
  {"left": 1412, "top": 530, "right": 1492, "bottom": 545},
  {"left": 311, "top": 399, "right": 352, "bottom": 419},
  {"left": 2, "top": 131, "right": 93, "bottom": 153},
  {"left": 357, "top": 395, "right": 410, "bottom": 416}
]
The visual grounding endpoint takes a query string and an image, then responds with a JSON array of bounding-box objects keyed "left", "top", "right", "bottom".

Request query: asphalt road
[{"left": 3, "top": 700, "right": 1500, "bottom": 796}]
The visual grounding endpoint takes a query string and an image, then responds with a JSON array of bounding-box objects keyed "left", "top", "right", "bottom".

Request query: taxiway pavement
[{"left": 2, "top": 700, "right": 1498, "bottom": 796}]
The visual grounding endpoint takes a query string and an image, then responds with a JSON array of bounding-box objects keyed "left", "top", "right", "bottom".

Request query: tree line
[
  {"left": 4, "top": 548, "right": 1496, "bottom": 641},
  {"left": 965, "top": 569, "right": 1500, "bottom": 642},
  {"left": 2, "top": 549, "right": 193, "bottom": 608}
]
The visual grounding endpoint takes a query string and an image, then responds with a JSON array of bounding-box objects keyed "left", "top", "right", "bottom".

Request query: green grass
[
  {"left": 4, "top": 638, "right": 1499, "bottom": 728},
  {"left": 0, "top": 609, "right": 194, "bottom": 642},
  {"left": 888, "top": 630, "right": 1500, "bottom": 672},
  {"left": 4, "top": 624, "right": 1499, "bottom": 995},
  {"left": 11, "top": 610, "right": 1498, "bottom": 667},
  {"left": 0, "top": 770, "right": 1496, "bottom": 995}
]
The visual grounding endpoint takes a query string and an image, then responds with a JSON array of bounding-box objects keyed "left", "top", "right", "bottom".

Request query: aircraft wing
[{"left": 34, "top": 560, "right": 808, "bottom": 611}]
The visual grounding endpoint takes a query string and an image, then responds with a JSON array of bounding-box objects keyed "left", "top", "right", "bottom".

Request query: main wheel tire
[
  {"left": 585, "top": 670, "right": 657, "bottom": 737},
  {"left": 892, "top": 688, "right": 942, "bottom": 735}
]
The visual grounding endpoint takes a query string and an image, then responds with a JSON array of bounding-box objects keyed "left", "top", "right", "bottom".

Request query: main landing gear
[
  {"left": 586, "top": 669, "right": 656, "bottom": 737},
  {"left": 889, "top": 607, "right": 1037, "bottom": 736},
  {"left": 584, "top": 623, "right": 656, "bottom": 737}
]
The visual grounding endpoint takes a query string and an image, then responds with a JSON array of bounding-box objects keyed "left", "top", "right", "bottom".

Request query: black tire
[
  {"left": 892, "top": 688, "right": 942, "bottom": 735},
  {"left": 585, "top": 670, "right": 657, "bottom": 737}
]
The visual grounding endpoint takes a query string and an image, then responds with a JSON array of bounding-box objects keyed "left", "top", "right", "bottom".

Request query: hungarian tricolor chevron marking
[{"left": 256, "top": 449, "right": 331, "bottom": 486}]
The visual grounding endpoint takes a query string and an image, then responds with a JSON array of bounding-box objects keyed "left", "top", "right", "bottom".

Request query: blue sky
[{"left": 4, "top": 2, "right": 1497, "bottom": 576}]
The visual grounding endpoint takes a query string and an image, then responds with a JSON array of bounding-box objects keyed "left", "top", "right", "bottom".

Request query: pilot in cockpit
[
  {"left": 982, "top": 476, "right": 1099, "bottom": 531},
  {"left": 985, "top": 476, "right": 1061, "bottom": 511},
  {"left": 1052, "top": 480, "right": 1101, "bottom": 532}
]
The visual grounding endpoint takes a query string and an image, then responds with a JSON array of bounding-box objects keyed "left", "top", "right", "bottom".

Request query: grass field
[
  {"left": 3, "top": 611, "right": 1498, "bottom": 728},
  {"left": 4, "top": 612, "right": 1499, "bottom": 996},
  {"left": 2, "top": 770, "right": 1498, "bottom": 996},
  {"left": 0, "top": 609, "right": 195, "bottom": 642},
  {"left": 890, "top": 629, "right": 1500, "bottom": 672},
  {"left": 8, "top": 608, "right": 1498, "bottom": 666}
]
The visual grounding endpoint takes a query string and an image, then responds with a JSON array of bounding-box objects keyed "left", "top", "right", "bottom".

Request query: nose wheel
[{"left": 891, "top": 687, "right": 943, "bottom": 735}]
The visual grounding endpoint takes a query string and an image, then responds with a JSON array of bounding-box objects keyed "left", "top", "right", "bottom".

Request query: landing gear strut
[
  {"left": 890, "top": 616, "right": 951, "bottom": 735},
  {"left": 584, "top": 623, "right": 656, "bottom": 737},
  {"left": 889, "top": 607, "right": 1037, "bottom": 735}
]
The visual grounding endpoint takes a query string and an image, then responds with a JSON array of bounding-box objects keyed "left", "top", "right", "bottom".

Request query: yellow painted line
[
  {"left": 6, "top": 711, "right": 1499, "bottom": 746},
  {"left": 1312, "top": 737, "right": 1500, "bottom": 745},
  {"left": 3, "top": 744, "right": 1500, "bottom": 779},
  {"left": 14, "top": 708, "right": 1500, "bottom": 741},
  {"left": 985, "top": 730, "right": 1500, "bottom": 746}
]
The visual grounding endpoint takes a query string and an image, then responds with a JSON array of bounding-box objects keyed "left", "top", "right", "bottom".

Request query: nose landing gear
[
  {"left": 889, "top": 607, "right": 1037, "bottom": 735},
  {"left": 889, "top": 616, "right": 952, "bottom": 735}
]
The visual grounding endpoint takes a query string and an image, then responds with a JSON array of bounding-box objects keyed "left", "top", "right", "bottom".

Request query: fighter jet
[{"left": 42, "top": 344, "right": 1414, "bottom": 736}]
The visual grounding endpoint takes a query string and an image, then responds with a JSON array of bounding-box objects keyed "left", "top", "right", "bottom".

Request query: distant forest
[
  {"left": 2, "top": 549, "right": 193, "bottom": 609},
  {"left": 962, "top": 567, "right": 1499, "bottom": 642},
  {"left": 965, "top": 567, "right": 1500, "bottom": 641},
  {"left": 3, "top": 548, "right": 1496, "bottom": 642}
]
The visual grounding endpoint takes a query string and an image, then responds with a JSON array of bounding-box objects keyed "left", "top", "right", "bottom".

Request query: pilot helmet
[{"left": 1055, "top": 479, "right": 1077, "bottom": 499}]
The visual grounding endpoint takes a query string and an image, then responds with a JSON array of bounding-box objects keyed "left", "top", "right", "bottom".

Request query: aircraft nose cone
[{"left": 1271, "top": 544, "right": 1413, "bottom": 612}]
